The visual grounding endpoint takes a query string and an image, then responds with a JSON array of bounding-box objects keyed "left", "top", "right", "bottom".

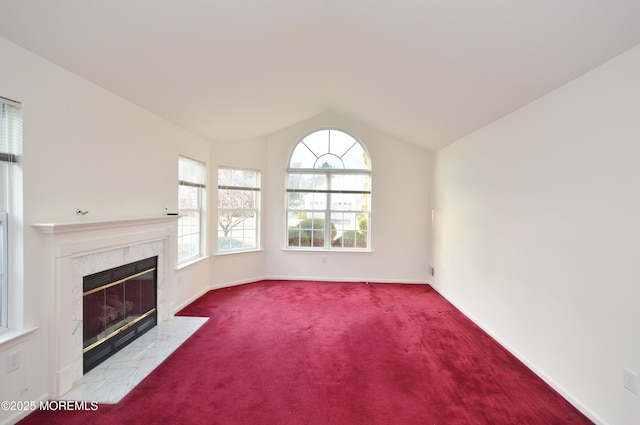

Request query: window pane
[
  {"left": 332, "top": 193, "right": 355, "bottom": 211},
  {"left": 287, "top": 192, "right": 304, "bottom": 210},
  {"left": 222, "top": 209, "right": 257, "bottom": 251},
  {"left": 219, "top": 189, "right": 255, "bottom": 209},
  {"left": 218, "top": 168, "right": 232, "bottom": 186},
  {"left": 328, "top": 130, "right": 357, "bottom": 157},
  {"left": 305, "top": 192, "right": 327, "bottom": 210},
  {"left": 288, "top": 192, "right": 327, "bottom": 210},
  {"left": 218, "top": 236, "right": 241, "bottom": 250},
  {"left": 315, "top": 154, "right": 343, "bottom": 169},
  {"left": 231, "top": 169, "right": 244, "bottom": 186},
  {"left": 301, "top": 129, "right": 329, "bottom": 157},
  {"left": 219, "top": 167, "right": 259, "bottom": 189},
  {"left": 178, "top": 208, "right": 201, "bottom": 261},
  {"left": 217, "top": 167, "right": 260, "bottom": 252},
  {"left": 288, "top": 174, "right": 326, "bottom": 190},
  {"left": 335, "top": 193, "right": 369, "bottom": 211},
  {"left": 243, "top": 170, "right": 259, "bottom": 188},
  {"left": 331, "top": 212, "right": 369, "bottom": 249},
  {"left": 289, "top": 129, "right": 370, "bottom": 171},
  {"left": 179, "top": 185, "right": 199, "bottom": 209},
  {"left": 331, "top": 174, "right": 371, "bottom": 192},
  {"left": 341, "top": 142, "right": 369, "bottom": 170},
  {"left": 287, "top": 211, "right": 328, "bottom": 248},
  {"left": 289, "top": 143, "right": 317, "bottom": 168}
]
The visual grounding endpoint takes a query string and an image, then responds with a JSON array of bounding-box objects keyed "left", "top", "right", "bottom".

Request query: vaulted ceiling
[{"left": 2, "top": 1, "right": 640, "bottom": 151}]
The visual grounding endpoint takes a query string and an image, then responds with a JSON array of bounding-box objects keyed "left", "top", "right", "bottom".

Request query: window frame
[
  {"left": 177, "top": 156, "right": 207, "bottom": 265},
  {"left": 217, "top": 166, "right": 261, "bottom": 254},
  {"left": 285, "top": 128, "right": 371, "bottom": 251},
  {"left": 0, "top": 211, "right": 8, "bottom": 330},
  {"left": 0, "top": 97, "right": 22, "bottom": 334}
]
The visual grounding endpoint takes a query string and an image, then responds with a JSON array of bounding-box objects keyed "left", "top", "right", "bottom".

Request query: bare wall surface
[{"left": 432, "top": 45, "right": 640, "bottom": 425}]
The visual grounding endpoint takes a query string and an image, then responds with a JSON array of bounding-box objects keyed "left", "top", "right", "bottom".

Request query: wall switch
[
  {"left": 6, "top": 350, "right": 21, "bottom": 373},
  {"left": 624, "top": 368, "right": 638, "bottom": 394}
]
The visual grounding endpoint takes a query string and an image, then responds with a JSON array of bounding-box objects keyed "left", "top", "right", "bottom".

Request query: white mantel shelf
[{"left": 33, "top": 215, "right": 179, "bottom": 234}]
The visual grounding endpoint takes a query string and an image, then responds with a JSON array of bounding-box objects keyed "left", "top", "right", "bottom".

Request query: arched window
[{"left": 286, "top": 129, "right": 371, "bottom": 250}]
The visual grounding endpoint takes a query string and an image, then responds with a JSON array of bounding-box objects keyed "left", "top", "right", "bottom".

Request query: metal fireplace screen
[{"left": 83, "top": 256, "right": 157, "bottom": 373}]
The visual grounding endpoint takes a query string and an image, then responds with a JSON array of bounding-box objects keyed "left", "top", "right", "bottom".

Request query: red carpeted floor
[{"left": 19, "top": 280, "right": 592, "bottom": 424}]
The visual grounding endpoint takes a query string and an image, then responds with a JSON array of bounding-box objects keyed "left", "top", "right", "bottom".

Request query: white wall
[
  {"left": 265, "top": 111, "right": 432, "bottom": 283},
  {"left": 432, "top": 44, "right": 640, "bottom": 424},
  {"left": 0, "top": 37, "right": 210, "bottom": 424}
]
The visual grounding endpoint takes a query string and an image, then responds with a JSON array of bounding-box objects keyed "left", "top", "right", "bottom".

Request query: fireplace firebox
[{"left": 83, "top": 256, "right": 158, "bottom": 373}]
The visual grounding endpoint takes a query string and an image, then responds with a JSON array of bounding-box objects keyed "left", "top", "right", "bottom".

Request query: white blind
[
  {"left": 179, "top": 156, "right": 206, "bottom": 188},
  {"left": 0, "top": 97, "right": 22, "bottom": 164}
]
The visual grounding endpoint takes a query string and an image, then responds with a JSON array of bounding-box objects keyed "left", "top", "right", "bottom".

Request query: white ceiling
[{"left": 1, "top": 1, "right": 640, "bottom": 151}]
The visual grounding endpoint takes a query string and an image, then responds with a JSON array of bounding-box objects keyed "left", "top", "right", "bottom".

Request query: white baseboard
[
  {"left": 261, "top": 275, "right": 430, "bottom": 285},
  {"left": 173, "top": 286, "right": 211, "bottom": 314},
  {"left": 203, "top": 276, "right": 430, "bottom": 294},
  {"left": 208, "top": 276, "right": 269, "bottom": 291},
  {"left": 431, "top": 284, "right": 606, "bottom": 425}
]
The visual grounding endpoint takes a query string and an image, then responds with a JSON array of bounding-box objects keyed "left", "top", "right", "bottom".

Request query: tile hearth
[{"left": 58, "top": 316, "right": 208, "bottom": 404}]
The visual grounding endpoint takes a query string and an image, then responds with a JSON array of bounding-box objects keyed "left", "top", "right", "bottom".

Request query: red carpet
[{"left": 19, "top": 280, "right": 592, "bottom": 424}]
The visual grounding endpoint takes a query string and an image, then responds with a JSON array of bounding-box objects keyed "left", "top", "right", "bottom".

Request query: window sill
[
  {"left": 214, "top": 248, "right": 263, "bottom": 257},
  {"left": 282, "top": 248, "right": 373, "bottom": 253},
  {"left": 0, "top": 327, "right": 39, "bottom": 350},
  {"left": 177, "top": 255, "right": 209, "bottom": 270}
]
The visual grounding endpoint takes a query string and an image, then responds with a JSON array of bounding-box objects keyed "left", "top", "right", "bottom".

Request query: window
[
  {"left": 286, "top": 129, "right": 371, "bottom": 250},
  {"left": 1, "top": 97, "right": 22, "bottom": 331},
  {"left": 178, "top": 156, "right": 206, "bottom": 264},
  {"left": 217, "top": 167, "right": 260, "bottom": 252}
]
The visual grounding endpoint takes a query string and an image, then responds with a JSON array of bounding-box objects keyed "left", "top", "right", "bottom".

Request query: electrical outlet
[
  {"left": 6, "top": 350, "right": 21, "bottom": 373},
  {"left": 624, "top": 368, "right": 638, "bottom": 394}
]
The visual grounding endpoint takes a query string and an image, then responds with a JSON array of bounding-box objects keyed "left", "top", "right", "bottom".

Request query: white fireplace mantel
[
  {"left": 34, "top": 215, "right": 179, "bottom": 398},
  {"left": 33, "top": 216, "right": 179, "bottom": 234}
]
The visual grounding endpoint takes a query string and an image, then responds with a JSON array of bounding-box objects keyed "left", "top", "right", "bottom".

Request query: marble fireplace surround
[{"left": 34, "top": 216, "right": 178, "bottom": 398}]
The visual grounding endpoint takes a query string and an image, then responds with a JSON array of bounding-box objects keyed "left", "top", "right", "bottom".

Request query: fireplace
[
  {"left": 33, "top": 216, "right": 177, "bottom": 397},
  {"left": 83, "top": 256, "right": 158, "bottom": 373}
]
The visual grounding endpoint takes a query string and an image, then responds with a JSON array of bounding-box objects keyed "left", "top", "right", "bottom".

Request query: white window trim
[
  {"left": 178, "top": 156, "right": 207, "bottom": 265},
  {"left": 285, "top": 169, "right": 372, "bottom": 251},
  {"left": 0, "top": 97, "right": 24, "bottom": 336},
  {"left": 217, "top": 166, "right": 261, "bottom": 254},
  {"left": 0, "top": 212, "right": 8, "bottom": 331}
]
